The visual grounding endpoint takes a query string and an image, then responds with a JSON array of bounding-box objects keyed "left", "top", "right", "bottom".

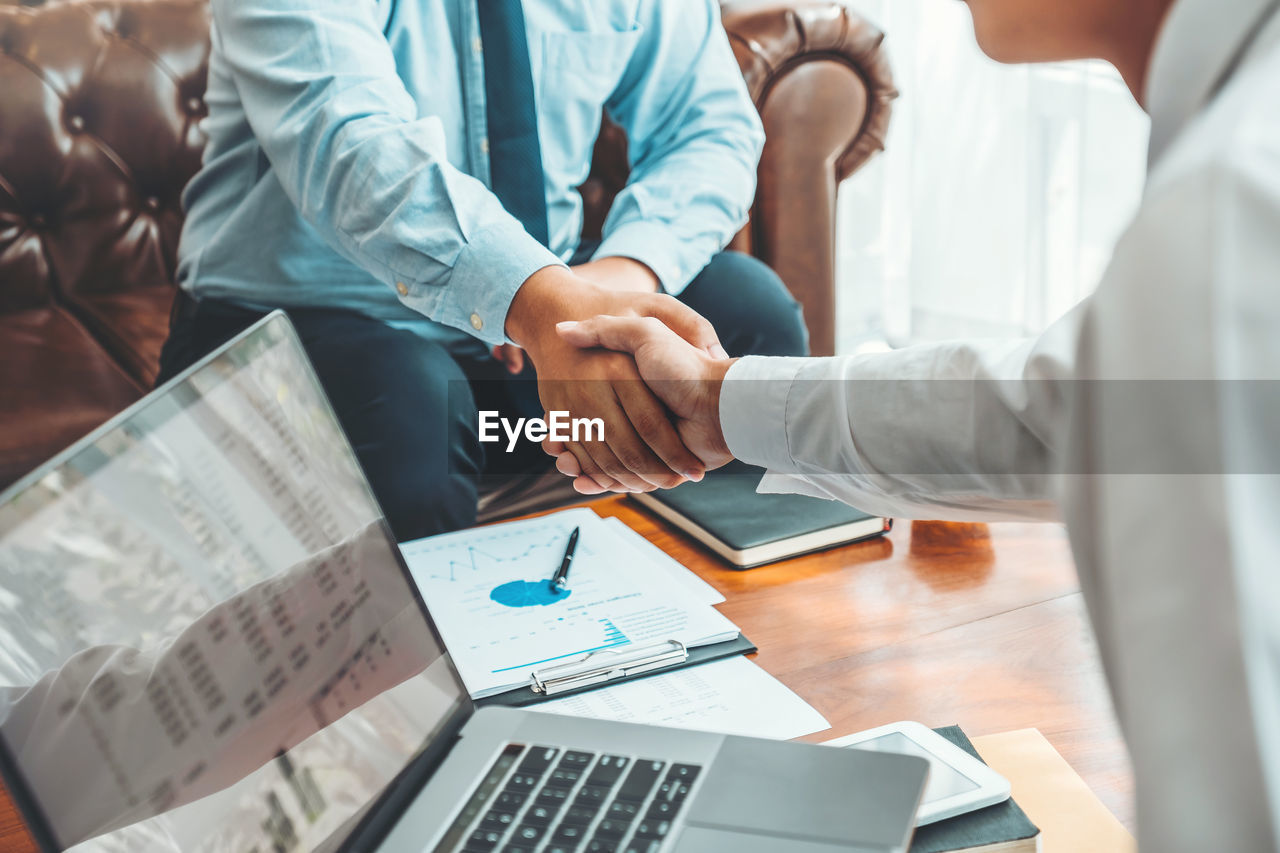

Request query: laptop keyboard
[{"left": 432, "top": 743, "right": 702, "bottom": 853}]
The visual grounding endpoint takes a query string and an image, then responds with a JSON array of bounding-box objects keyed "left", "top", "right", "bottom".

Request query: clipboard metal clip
[{"left": 530, "top": 640, "right": 688, "bottom": 696}]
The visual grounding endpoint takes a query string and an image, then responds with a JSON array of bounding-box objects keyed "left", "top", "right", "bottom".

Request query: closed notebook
[
  {"left": 910, "top": 727, "right": 1040, "bottom": 853},
  {"left": 631, "top": 460, "right": 891, "bottom": 568}
]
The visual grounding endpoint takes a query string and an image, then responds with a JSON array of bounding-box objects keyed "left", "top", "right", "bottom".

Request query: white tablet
[{"left": 825, "top": 721, "right": 1011, "bottom": 825}]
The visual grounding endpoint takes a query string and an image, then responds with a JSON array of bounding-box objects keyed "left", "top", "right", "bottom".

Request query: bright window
[{"left": 835, "top": 0, "right": 1151, "bottom": 352}]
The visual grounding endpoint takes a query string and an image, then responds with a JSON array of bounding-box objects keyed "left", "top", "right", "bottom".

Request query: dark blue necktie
[{"left": 477, "top": 0, "right": 551, "bottom": 248}]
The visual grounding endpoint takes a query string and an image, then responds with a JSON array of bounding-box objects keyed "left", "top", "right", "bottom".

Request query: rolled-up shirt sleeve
[
  {"left": 593, "top": 0, "right": 763, "bottom": 293},
  {"left": 210, "top": 0, "right": 561, "bottom": 344}
]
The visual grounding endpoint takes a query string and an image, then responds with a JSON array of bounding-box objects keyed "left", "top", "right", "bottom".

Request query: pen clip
[{"left": 530, "top": 640, "right": 688, "bottom": 696}]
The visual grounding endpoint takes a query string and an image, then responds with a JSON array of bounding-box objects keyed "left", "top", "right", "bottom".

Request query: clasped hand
[
  {"left": 550, "top": 314, "right": 736, "bottom": 494},
  {"left": 506, "top": 265, "right": 735, "bottom": 495}
]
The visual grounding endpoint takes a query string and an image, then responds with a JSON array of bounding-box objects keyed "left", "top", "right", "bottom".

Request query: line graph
[
  {"left": 491, "top": 618, "right": 628, "bottom": 673},
  {"left": 399, "top": 510, "right": 714, "bottom": 697},
  {"left": 404, "top": 523, "right": 592, "bottom": 584}
]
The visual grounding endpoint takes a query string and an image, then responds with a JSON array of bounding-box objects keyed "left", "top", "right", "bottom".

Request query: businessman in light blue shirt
[{"left": 157, "top": 0, "right": 807, "bottom": 540}]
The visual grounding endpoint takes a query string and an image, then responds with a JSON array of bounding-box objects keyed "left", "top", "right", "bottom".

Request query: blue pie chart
[{"left": 490, "top": 580, "right": 571, "bottom": 608}]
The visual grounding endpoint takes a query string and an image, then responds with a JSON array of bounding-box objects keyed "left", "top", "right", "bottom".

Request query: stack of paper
[
  {"left": 399, "top": 508, "right": 740, "bottom": 699},
  {"left": 399, "top": 509, "right": 832, "bottom": 741},
  {"left": 535, "top": 656, "right": 831, "bottom": 741}
]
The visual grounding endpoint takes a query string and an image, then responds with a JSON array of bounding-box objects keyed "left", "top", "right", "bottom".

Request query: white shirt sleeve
[
  {"left": 1058, "top": 133, "right": 1280, "bottom": 849},
  {"left": 718, "top": 312, "right": 1080, "bottom": 522},
  {"left": 719, "top": 72, "right": 1280, "bottom": 848}
]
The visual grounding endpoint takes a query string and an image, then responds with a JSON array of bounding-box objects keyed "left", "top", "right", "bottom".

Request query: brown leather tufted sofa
[{"left": 0, "top": 0, "right": 895, "bottom": 493}]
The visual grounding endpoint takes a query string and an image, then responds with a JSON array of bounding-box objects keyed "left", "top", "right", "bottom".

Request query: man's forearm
[
  {"left": 573, "top": 257, "right": 661, "bottom": 294},
  {"left": 504, "top": 265, "right": 585, "bottom": 350}
]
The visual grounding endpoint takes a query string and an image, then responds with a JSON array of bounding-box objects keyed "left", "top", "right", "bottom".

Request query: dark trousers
[{"left": 157, "top": 251, "right": 808, "bottom": 541}]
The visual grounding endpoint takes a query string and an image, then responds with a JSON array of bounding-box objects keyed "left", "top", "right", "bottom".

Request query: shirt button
[
  {"left": 395, "top": 281, "right": 409, "bottom": 296},
  {"left": 480, "top": 137, "right": 489, "bottom": 155},
  {"left": 472, "top": 36, "right": 483, "bottom": 55},
  {"left": 470, "top": 313, "right": 484, "bottom": 331}
]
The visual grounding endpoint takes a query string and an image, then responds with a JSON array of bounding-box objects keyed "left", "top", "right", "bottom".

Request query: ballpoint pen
[{"left": 548, "top": 526, "right": 580, "bottom": 593}]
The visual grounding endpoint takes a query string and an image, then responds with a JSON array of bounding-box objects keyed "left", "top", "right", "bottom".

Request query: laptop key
[
  {"left": 585, "top": 841, "right": 618, "bottom": 853},
  {"left": 478, "top": 810, "right": 517, "bottom": 832},
  {"left": 462, "top": 828, "right": 503, "bottom": 851},
  {"left": 433, "top": 745, "right": 523, "bottom": 853},
  {"left": 510, "top": 823, "right": 547, "bottom": 844},
  {"left": 517, "top": 746, "right": 560, "bottom": 775},
  {"left": 585, "top": 754, "right": 630, "bottom": 787},
  {"left": 573, "top": 784, "right": 610, "bottom": 807},
  {"left": 616, "top": 760, "right": 666, "bottom": 802},
  {"left": 607, "top": 801, "right": 640, "bottom": 820},
  {"left": 666, "top": 764, "right": 700, "bottom": 783},
  {"left": 494, "top": 790, "right": 528, "bottom": 812},
  {"left": 623, "top": 841, "right": 662, "bottom": 853},
  {"left": 645, "top": 799, "right": 676, "bottom": 819},
  {"left": 560, "top": 750, "right": 595, "bottom": 769},
  {"left": 505, "top": 772, "right": 540, "bottom": 792},
  {"left": 592, "top": 817, "right": 630, "bottom": 840},
  {"left": 562, "top": 805, "right": 599, "bottom": 826},
  {"left": 656, "top": 780, "right": 692, "bottom": 804},
  {"left": 633, "top": 819, "right": 671, "bottom": 839},
  {"left": 552, "top": 822, "right": 588, "bottom": 844},
  {"left": 547, "top": 766, "right": 584, "bottom": 788},
  {"left": 537, "top": 786, "right": 572, "bottom": 807},
  {"left": 500, "top": 847, "right": 535, "bottom": 853},
  {"left": 522, "top": 803, "right": 558, "bottom": 827}
]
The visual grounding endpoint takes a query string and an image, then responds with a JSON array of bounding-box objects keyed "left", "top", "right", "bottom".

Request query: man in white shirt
[{"left": 550, "top": 0, "right": 1280, "bottom": 848}]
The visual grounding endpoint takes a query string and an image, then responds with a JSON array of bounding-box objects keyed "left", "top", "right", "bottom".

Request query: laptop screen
[{"left": 0, "top": 314, "right": 468, "bottom": 851}]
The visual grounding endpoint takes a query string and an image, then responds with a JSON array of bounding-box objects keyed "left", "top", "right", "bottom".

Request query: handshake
[{"left": 504, "top": 263, "right": 739, "bottom": 495}]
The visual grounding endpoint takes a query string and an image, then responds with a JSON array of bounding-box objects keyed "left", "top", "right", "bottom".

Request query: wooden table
[{"left": 0, "top": 497, "right": 1134, "bottom": 849}]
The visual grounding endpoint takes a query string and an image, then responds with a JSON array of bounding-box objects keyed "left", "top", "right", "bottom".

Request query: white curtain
[{"left": 835, "top": 0, "right": 1151, "bottom": 353}]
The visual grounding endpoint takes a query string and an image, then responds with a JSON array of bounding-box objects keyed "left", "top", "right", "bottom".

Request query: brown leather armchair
[{"left": 0, "top": 0, "right": 895, "bottom": 493}]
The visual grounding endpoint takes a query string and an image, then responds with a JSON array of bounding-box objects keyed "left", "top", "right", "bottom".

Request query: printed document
[
  {"left": 399, "top": 509, "right": 739, "bottom": 698},
  {"left": 535, "top": 656, "right": 831, "bottom": 740}
]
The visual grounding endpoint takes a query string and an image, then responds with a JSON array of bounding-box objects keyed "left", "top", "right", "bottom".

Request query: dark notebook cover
[
  {"left": 633, "top": 460, "right": 888, "bottom": 564},
  {"left": 910, "top": 727, "right": 1040, "bottom": 853}
]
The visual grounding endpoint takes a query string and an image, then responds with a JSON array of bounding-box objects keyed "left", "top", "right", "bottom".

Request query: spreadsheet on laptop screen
[{"left": 0, "top": 316, "right": 463, "bottom": 852}]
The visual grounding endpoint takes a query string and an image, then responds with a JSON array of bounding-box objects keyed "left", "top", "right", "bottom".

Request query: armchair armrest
[{"left": 721, "top": 0, "right": 897, "bottom": 356}]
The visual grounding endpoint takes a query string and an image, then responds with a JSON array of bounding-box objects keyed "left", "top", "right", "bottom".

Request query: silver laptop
[{"left": 0, "top": 313, "right": 927, "bottom": 853}]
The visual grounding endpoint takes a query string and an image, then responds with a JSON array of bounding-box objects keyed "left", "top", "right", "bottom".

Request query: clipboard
[{"left": 476, "top": 633, "right": 758, "bottom": 708}]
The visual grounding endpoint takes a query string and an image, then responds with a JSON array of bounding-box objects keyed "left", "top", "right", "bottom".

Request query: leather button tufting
[
  {"left": 144, "top": 196, "right": 161, "bottom": 212},
  {"left": 67, "top": 114, "right": 85, "bottom": 133},
  {"left": 186, "top": 97, "right": 202, "bottom": 114},
  {"left": 29, "top": 213, "right": 46, "bottom": 229}
]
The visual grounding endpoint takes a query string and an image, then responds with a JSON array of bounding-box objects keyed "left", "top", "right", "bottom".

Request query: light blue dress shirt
[{"left": 178, "top": 0, "right": 764, "bottom": 351}]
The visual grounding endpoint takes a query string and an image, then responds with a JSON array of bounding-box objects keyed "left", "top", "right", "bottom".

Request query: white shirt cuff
[{"left": 718, "top": 355, "right": 808, "bottom": 471}]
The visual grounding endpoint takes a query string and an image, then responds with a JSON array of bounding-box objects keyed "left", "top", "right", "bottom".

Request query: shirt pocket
[
  {"left": 541, "top": 26, "right": 643, "bottom": 77},
  {"left": 537, "top": 27, "right": 642, "bottom": 181}
]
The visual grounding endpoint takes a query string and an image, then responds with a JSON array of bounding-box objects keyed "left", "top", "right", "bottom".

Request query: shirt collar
[{"left": 1145, "top": 0, "right": 1280, "bottom": 165}]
